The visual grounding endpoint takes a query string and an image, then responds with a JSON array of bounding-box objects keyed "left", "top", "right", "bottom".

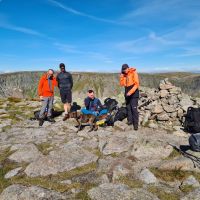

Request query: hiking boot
[
  {"left": 47, "top": 117, "right": 55, "bottom": 123},
  {"left": 63, "top": 114, "right": 69, "bottom": 121},
  {"left": 133, "top": 124, "right": 138, "bottom": 131},
  {"left": 39, "top": 118, "right": 44, "bottom": 126},
  {"left": 127, "top": 121, "right": 132, "bottom": 126}
]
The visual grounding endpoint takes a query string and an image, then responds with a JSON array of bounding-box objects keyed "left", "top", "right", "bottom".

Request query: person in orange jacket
[
  {"left": 38, "top": 69, "right": 57, "bottom": 126},
  {"left": 120, "top": 64, "right": 139, "bottom": 130}
]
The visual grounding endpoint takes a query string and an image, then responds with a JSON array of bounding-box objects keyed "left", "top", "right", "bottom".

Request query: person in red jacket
[
  {"left": 38, "top": 69, "right": 57, "bottom": 126},
  {"left": 120, "top": 64, "right": 140, "bottom": 130}
]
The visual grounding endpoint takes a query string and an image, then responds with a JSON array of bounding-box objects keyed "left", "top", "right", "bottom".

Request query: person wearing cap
[
  {"left": 38, "top": 69, "right": 57, "bottom": 126},
  {"left": 56, "top": 63, "right": 73, "bottom": 121},
  {"left": 120, "top": 64, "right": 140, "bottom": 130}
]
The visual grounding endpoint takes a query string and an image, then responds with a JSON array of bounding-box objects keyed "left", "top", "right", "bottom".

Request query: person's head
[
  {"left": 121, "top": 64, "right": 129, "bottom": 74},
  {"left": 59, "top": 63, "right": 65, "bottom": 72},
  {"left": 47, "top": 69, "right": 54, "bottom": 77},
  {"left": 87, "top": 89, "right": 95, "bottom": 99}
]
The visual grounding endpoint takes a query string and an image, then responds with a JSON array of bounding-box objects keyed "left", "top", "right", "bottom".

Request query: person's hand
[
  {"left": 39, "top": 96, "right": 43, "bottom": 100},
  {"left": 126, "top": 93, "right": 131, "bottom": 97}
]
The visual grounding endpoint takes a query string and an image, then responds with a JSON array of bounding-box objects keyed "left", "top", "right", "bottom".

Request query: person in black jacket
[{"left": 56, "top": 63, "right": 73, "bottom": 121}]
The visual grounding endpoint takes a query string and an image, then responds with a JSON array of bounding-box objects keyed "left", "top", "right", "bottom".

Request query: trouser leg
[
  {"left": 47, "top": 96, "right": 54, "bottom": 117},
  {"left": 130, "top": 97, "right": 139, "bottom": 127},
  {"left": 126, "top": 97, "right": 133, "bottom": 123},
  {"left": 39, "top": 97, "right": 49, "bottom": 119}
]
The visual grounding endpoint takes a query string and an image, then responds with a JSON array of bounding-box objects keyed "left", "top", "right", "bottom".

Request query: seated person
[{"left": 81, "top": 90, "right": 108, "bottom": 116}]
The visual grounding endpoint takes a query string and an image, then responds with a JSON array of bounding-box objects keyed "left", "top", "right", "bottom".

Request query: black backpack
[
  {"left": 183, "top": 107, "right": 200, "bottom": 133},
  {"left": 189, "top": 133, "right": 200, "bottom": 152},
  {"left": 104, "top": 98, "right": 118, "bottom": 113},
  {"left": 114, "top": 106, "right": 127, "bottom": 122}
]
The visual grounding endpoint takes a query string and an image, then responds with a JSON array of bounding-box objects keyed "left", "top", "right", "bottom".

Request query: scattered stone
[
  {"left": 160, "top": 90, "right": 169, "bottom": 98},
  {"left": 4, "top": 167, "right": 22, "bottom": 179},
  {"left": 157, "top": 113, "right": 169, "bottom": 121},
  {"left": 0, "top": 109, "right": 7, "bottom": 115},
  {"left": 142, "top": 111, "right": 151, "bottom": 126},
  {"left": 163, "top": 105, "right": 175, "bottom": 113},
  {"left": 99, "top": 174, "right": 110, "bottom": 184},
  {"left": 60, "top": 179, "right": 72, "bottom": 185},
  {"left": 181, "top": 188, "right": 200, "bottom": 200},
  {"left": 181, "top": 175, "right": 200, "bottom": 188},
  {"left": 114, "top": 121, "right": 129, "bottom": 131},
  {"left": 151, "top": 105, "right": 164, "bottom": 114},
  {"left": 169, "top": 87, "right": 181, "bottom": 95},
  {"left": 139, "top": 168, "right": 157, "bottom": 184}
]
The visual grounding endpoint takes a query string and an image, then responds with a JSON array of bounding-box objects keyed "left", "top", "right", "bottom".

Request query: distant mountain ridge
[{"left": 0, "top": 71, "right": 199, "bottom": 98}]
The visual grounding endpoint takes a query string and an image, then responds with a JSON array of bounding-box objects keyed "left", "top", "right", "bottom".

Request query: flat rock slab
[
  {"left": 25, "top": 144, "right": 98, "bottom": 177},
  {"left": 131, "top": 144, "right": 173, "bottom": 161},
  {"left": 8, "top": 144, "right": 42, "bottom": 163},
  {"left": 100, "top": 135, "right": 135, "bottom": 155},
  {"left": 158, "top": 157, "right": 200, "bottom": 172},
  {"left": 0, "top": 184, "right": 66, "bottom": 200},
  {"left": 88, "top": 183, "right": 159, "bottom": 200}
]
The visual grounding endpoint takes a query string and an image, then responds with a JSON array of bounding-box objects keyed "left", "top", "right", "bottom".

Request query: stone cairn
[{"left": 138, "top": 78, "right": 200, "bottom": 130}]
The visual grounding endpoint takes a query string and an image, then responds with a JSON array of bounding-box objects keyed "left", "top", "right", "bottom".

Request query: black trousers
[{"left": 126, "top": 96, "right": 139, "bottom": 126}]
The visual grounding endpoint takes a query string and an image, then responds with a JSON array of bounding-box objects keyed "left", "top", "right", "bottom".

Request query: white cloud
[
  {"left": 0, "top": 21, "right": 44, "bottom": 36},
  {"left": 47, "top": 0, "right": 122, "bottom": 25}
]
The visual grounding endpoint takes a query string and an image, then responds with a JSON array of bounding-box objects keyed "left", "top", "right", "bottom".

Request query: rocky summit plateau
[{"left": 0, "top": 74, "right": 200, "bottom": 200}]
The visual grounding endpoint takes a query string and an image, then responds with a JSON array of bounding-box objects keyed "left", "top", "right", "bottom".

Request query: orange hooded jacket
[
  {"left": 120, "top": 68, "right": 139, "bottom": 96},
  {"left": 38, "top": 74, "right": 57, "bottom": 97}
]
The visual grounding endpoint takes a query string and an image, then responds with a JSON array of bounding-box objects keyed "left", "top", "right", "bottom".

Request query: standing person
[
  {"left": 56, "top": 63, "right": 73, "bottom": 121},
  {"left": 120, "top": 64, "right": 140, "bottom": 130},
  {"left": 38, "top": 69, "right": 57, "bottom": 126}
]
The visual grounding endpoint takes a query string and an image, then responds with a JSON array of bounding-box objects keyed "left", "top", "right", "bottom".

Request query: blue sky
[{"left": 0, "top": 0, "right": 200, "bottom": 73}]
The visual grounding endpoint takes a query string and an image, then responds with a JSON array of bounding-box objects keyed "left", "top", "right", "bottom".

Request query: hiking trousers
[
  {"left": 39, "top": 96, "right": 54, "bottom": 118},
  {"left": 125, "top": 96, "right": 139, "bottom": 126}
]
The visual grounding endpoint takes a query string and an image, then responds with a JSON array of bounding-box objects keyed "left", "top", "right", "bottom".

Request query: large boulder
[
  {"left": 24, "top": 144, "right": 98, "bottom": 177},
  {"left": 180, "top": 95, "right": 193, "bottom": 112},
  {"left": 151, "top": 104, "right": 164, "bottom": 114},
  {"left": 87, "top": 183, "right": 159, "bottom": 200},
  {"left": 8, "top": 144, "right": 42, "bottom": 163},
  {"left": 0, "top": 184, "right": 66, "bottom": 200},
  {"left": 131, "top": 143, "right": 173, "bottom": 161},
  {"left": 99, "top": 134, "right": 135, "bottom": 155}
]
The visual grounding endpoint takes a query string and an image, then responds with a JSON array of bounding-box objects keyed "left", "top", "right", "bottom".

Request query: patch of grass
[
  {"left": 0, "top": 148, "right": 13, "bottom": 163},
  {"left": 180, "top": 185, "right": 196, "bottom": 193},
  {"left": 0, "top": 148, "right": 21, "bottom": 193},
  {"left": 54, "top": 162, "right": 97, "bottom": 180},
  {"left": 75, "top": 182, "right": 95, "bottom": 200},
  {"left": 2, "top": 125, "right": 12, "bottom": 132},
  {"left": 110, "top": 152, "right": 120, "bottom": 158},
  {"left": 150, "top": 168, "right": 190, "bottom": 182},
  {"left": 10, "top": 162, "right": 97, "bottom": 193},
  {"left": 11, "top": 174, "right": 80, "bottom": 193},
  {"left": 36, "top": 142, "right": 54, "bottom": 155},
  {"left": 150, "top": 168, "right": 200, "bottom": 183},
  {"left": 7, "top": 97, "right": 22, "bottom": 103},
  {"left": 165, "top": 149, "right": 182, "bottom": 160},
  {"left": 117, "top": 176, "right": 143, "bottom": 189},
  {"left": 148, "top": 185, "right": 180, "bottom": 200}
]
